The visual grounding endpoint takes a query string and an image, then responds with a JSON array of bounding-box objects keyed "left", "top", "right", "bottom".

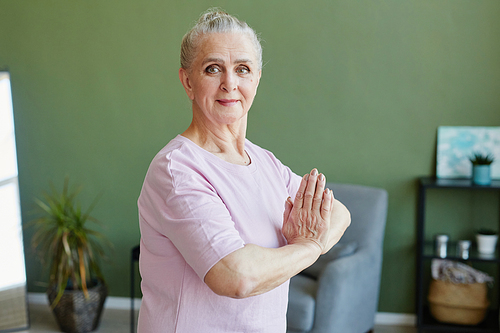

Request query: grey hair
[{"left": 180, "top": 8, "right": 263, "bottom": 70}]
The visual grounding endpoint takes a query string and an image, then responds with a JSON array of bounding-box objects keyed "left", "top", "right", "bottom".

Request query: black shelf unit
[{"left": 416, "top": 177, "right": 500, "bottom": 333}]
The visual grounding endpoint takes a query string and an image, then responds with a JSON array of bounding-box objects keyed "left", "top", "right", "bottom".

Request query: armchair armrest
[{"left": 311, "top": 247, "right": 383, "bottom": 333}]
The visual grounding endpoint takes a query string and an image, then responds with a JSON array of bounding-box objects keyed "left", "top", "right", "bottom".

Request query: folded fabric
[
  {"left": 431, "top": 259, "right": 494, "bottom": 284},
  {"left": 300, "top": 241, "right": 358, "bottom": 280}
]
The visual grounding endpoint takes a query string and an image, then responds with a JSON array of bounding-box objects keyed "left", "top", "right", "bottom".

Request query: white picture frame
[{"left": 436, "top": 126, "right": 500, "bottom": 179}]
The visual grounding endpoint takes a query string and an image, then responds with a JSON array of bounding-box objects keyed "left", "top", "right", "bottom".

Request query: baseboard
[
  {"left": 105, "top": 296, "right": 142, "bottom": 310},
  {"left": 29, "top": 293, "right": 415, "bottom": 327},
  {"left": 374, "top": 312, "right": 416, "bottom": 326}
]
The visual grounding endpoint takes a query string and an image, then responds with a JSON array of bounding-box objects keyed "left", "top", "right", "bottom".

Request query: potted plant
[
  {"left": 469, "top": 152, "right": 495, "bottom": 185},
  {"left": 476, "top": 228, "right": 498, "bottom": 255},
  {"left": 30, "top": 178, "right": 110, "bottom": 333}
]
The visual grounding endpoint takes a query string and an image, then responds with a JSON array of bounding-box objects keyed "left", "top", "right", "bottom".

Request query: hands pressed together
[{"left": 282, "top": 169, "right": 351, "bottom": 255}]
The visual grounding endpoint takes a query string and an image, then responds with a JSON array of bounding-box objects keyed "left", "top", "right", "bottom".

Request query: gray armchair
[{"left": 287, "top": 183, "right": 388, "bottom": 333}]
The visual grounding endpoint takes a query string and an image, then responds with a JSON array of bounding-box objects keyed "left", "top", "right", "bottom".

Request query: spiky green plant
[
  {"left": 29, "top": 177, "right": 110, "bottom": 308},
  {"left": 469, "top": 152, "right": 495, "bottom": 165}
]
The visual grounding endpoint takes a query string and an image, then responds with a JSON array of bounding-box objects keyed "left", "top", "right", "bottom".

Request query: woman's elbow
[
  {"left": 205, "top": 274, "right": 255, "bottom": 299},
  {"left": 222, "top": 282, "right": 256, "bottom": 299},
  {"left": 204, "top": 261, "right": 256, "bottom": 299}
]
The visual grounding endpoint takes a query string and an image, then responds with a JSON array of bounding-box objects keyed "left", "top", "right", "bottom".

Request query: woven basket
[
  {"left": 47, "top": 281, "right": 108, "bottom": 333},
  {"left": 428, "top": 279, "right": 489, "bottom": 325}
]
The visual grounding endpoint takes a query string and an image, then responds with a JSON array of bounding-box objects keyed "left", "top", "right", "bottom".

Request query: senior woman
[{"left": 137, "top": 9, "right": 350, "bottom": 333}]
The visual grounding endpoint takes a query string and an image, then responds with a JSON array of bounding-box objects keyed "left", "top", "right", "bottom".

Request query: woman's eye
[
  {"left": 237, "top": 66, "right": 250, "bottom": 74},
  {"left": 205, "top": 65, "right": 220, "bottom": 74}
]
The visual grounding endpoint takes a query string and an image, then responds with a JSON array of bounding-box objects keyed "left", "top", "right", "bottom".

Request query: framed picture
[{"left": 436, "top": 126, "right": 500, "bottom": 179}]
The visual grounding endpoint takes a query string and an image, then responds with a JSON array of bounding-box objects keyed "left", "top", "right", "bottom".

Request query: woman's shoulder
[
  {"left": 144, "top": 135, "right": 215, "bottom": 190},
  {"left": 153, "top": 135, "right": 202, "bottom": 164},
  {"left": 245, "top": 138, "right": 271, "bottom": 156},
  {"left": 245, "top": 138, "right": 283, "bottom": 165},
  {"left": 247, "top": 140, "right": 297, "bottom": 179},
  {"left": 145, "top": 136, "right": 198, "bottom": 178}
]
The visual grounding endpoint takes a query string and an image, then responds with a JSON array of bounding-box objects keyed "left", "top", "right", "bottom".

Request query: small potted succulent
[
  {"left": 29, "top": 178, "right": 110, "bottom": 333},
  {"left": 469, "top": 152, "right": 495, "bottom": 185},
  {"left": 476, "top": 228, "right": 498, "bottom": 255}
]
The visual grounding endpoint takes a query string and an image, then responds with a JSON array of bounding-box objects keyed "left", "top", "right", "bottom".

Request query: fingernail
[
  {"left": 311, "top": 169, "right": 318, "bottom": 176},
  {"left": 319, "top": 174, "right": 325, "bottom": 181},
  {"left": 305, "top": 174, "right": 309, "bottom": 181}
]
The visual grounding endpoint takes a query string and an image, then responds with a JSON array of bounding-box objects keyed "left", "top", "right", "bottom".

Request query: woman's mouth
[{"left": 217, "top": 99, "right": 239, "bottom": 107}]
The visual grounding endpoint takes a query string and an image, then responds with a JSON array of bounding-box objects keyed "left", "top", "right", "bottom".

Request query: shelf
[
  {"left": 421, "top": 306, "right": 499, "bottom": 332},
  {"left": 423, "top": 241, "right": 500, "bottom": 263},
  {"left": 417, "top": 176, "right": 500, "bottom": 332},
  {"left": 420, "top": 177, "right": 500, "bottom": 190}
]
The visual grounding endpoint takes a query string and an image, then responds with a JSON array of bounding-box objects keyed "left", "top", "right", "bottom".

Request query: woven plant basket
[
  {"left": 47, "top": 281, "right": 108, "bottom": 333},
  {"left": 428, "top": 279, "right": 489, "bottom": 325}
]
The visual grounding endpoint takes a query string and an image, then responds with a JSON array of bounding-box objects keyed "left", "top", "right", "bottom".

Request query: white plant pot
[{"left": 476, "top": 234, "right": 498, "bottom": 255}]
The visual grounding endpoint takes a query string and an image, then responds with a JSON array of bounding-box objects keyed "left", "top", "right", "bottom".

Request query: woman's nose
[{"left": 220, "top": 72, "right": 237, "bottom": 92}]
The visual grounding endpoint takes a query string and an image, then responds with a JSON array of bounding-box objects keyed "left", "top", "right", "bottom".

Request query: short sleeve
[{"left": 139, "top": 149, "right": 245, "bottom": 280}]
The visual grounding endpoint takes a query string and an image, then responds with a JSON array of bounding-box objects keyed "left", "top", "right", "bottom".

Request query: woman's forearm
[
  {"left": 204, "top": 198, "right": 350, "bottom": 299},
  {"left": 204, "top": 241, "right": 321, "bottom": 299},
  {"left": 204, "top": 170, "right": 350, "bottom": 299}
]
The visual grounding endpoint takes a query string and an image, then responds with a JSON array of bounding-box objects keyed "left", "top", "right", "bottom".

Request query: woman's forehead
[{"left": 195, "top": 33, "right": 259, "bottom": 64}]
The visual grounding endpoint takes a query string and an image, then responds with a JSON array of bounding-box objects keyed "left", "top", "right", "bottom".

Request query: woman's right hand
[{"left": 282, "top": 168, "right": 335, "bottom": 254}]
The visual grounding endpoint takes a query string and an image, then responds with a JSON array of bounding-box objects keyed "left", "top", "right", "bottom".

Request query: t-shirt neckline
[{"left": 175, "top": 135, "right": 257, "bottom": 173}]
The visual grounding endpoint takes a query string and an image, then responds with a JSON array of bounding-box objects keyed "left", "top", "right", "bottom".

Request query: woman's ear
[{"left": 179, "top": 68, "right": 194, "bottom": 100}]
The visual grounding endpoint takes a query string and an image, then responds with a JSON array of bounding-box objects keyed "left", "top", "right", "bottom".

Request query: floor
[{"left": 15, "top": 303, "right": 417, "bottom": 333}]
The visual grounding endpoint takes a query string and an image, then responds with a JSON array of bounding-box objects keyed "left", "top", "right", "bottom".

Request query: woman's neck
[{"left": 181, "top": 116, "right": 250, "bottom": 166}]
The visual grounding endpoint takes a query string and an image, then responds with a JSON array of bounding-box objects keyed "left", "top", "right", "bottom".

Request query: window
[{"left": 0, "top": 71, "right": 28, "bottom": 331}]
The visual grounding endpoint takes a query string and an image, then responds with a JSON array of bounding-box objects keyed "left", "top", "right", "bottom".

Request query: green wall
[{"left": 1, "top": 0, "right": 499, "bottom": 314}]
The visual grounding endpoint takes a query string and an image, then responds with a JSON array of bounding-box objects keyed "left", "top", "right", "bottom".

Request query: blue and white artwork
[{"left": 436, "top": 126, "right": 500, "bottom": 179}]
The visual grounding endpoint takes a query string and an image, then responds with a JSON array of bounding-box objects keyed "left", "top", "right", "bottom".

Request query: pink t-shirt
[{"left": 137, "top": 135, "right": 301, "bottom": 333}]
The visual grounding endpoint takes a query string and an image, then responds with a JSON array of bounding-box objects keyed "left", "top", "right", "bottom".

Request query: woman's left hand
[{"left": 282, "top": 169, "right": 335, "bottom": 254}]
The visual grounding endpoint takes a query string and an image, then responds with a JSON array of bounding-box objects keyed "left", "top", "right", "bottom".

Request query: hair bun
[{"left": 198, "top": 8, "right": 229, "bottom": 23}]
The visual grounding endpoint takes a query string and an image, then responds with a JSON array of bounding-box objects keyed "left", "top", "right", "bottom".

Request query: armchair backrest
[{"left": 327, "top": 183, "right": 388, "bottom": 250}]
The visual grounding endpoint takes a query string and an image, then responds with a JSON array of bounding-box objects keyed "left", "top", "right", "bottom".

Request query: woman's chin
[{"left": 216, "top": 111, "right": 248, "bottom": 126}]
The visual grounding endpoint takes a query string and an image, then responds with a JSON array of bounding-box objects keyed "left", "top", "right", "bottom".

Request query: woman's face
[{"left": 179, "top": 33, "right": 261, "bottom": 127}]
